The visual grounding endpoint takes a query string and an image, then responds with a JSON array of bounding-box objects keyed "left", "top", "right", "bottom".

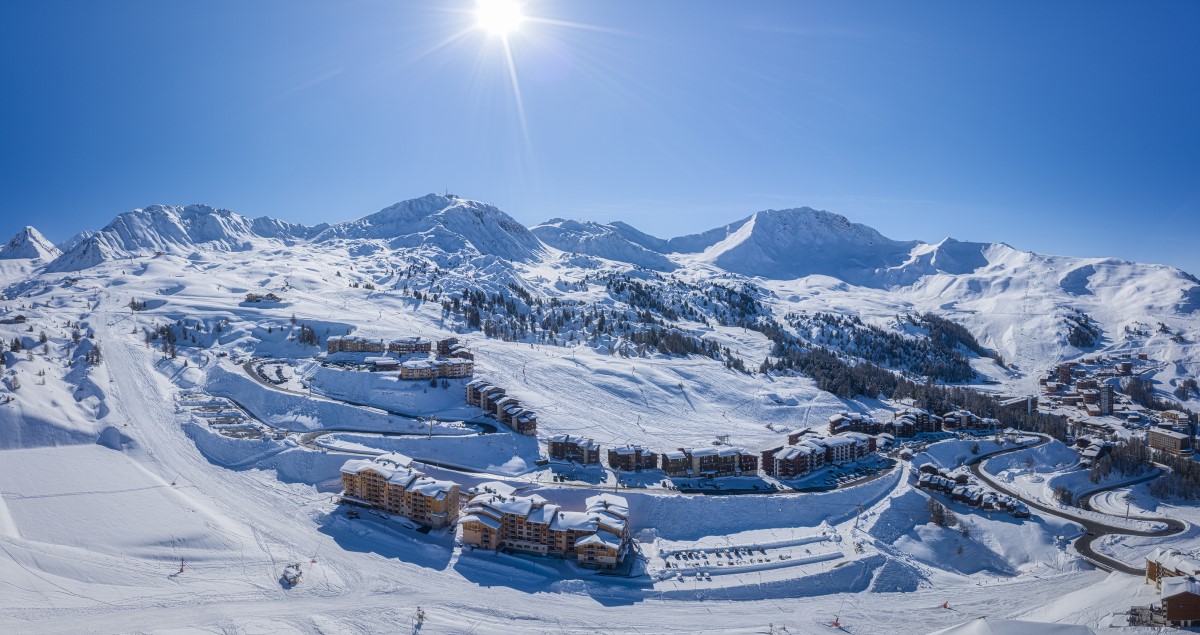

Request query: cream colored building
[
  {"left": 340, "top": 453, "right": 461, "bottom": 529},
  {"left": 459, "top": 483, "right": 630, "bottom": 570}
]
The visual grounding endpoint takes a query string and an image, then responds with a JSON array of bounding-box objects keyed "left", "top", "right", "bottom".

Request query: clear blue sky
[{"left": 2, "top": 1, "right": 1198, "bottom": 273}]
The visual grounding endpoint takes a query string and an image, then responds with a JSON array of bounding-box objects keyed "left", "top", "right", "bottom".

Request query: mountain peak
[
  {"left": 692, "top": 206, "right": 915, "bottom": 284},
  {"left": 315, "top": 194, "right": 543, "bottom": 262},
  {"left": 0, "top": 225, "right": 61, "bottom": 261},
  {"left": 46, "top": 203, "right": 315, "bottom": 272}
]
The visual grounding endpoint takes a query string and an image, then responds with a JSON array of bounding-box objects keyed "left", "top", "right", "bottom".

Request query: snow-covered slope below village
[{"left": 0, "top": 226, "right": 61, "bottom": 261}]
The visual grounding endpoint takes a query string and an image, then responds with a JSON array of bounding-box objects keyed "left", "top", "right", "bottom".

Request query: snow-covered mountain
[
  {"left": 18, "top": 193, "right": 1200, "bottom": 375},
  {"left": 530, "top": 218, "right": 678, "bottom": 271},
  {"left": 46, "top": 204, "right": 318, "bottom": 272},
  {"left": 314, "top": 194, "right": 543, "bottom": 262},
  {"left": 0, "top": 226, "right": 61, "bottom": 261},
  {"left": 685, "top": 208, "right": 918, "bottom": 284},
  {"left": 610, "top": 218, "right": 752, "bottom": 254},
  {"left": 55, "top": 229, "right": 96, "bottom": 254}
]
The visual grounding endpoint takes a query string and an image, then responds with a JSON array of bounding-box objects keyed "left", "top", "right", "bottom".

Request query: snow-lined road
[
  {"left": 967, "top": 436, "right": 1185, "bottom": 575},
  {"left": 241, "top": 358, "right": 499, "bottom": 433}
]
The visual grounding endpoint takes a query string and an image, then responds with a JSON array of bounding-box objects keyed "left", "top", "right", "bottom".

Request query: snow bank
[{"left": 205, "top": 365, "right": 462, "bottom": 435}]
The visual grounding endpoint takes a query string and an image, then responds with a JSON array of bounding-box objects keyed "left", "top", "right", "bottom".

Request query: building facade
[
  {"left": 459, "top": 484, "right": 630, "bottom": 570},
  {"left": 339, "top": 454, "right": 461, "bottom": 529},
  {"left": 548, "top": 435, "right": 601, "bottom": 464},
  {"left": 1147, "top": 548, "right": 1200, "bottom": 588},
  {"left": 1149, "top": 428, "right": 1195, "bottom": 457},
  {"left": 1161, "top": 577, "right": 1200, "bottom": 627},
  {"left": 662, "top": 447, "right": 757, "bottom": 477},
  {"left": 607, "top": 445, "right": 660, "bottom": 472}
]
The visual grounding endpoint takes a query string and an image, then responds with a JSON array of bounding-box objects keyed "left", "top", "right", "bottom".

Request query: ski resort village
[{"left": 0, "top": 195, "right": 1198, "bottom": 634}]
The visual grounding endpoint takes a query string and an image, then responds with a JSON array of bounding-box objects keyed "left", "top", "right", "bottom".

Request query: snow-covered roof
[
  {"left": 328, "top": 335, "right": 378, "bottom": 343},
  {"left": 460, "top": 513, "right": 501, "bottom": 530},
  {"left": 525, "top": 502, "right": 561, "bottom": 525},
  {"left": 551, "top": 510, "right": 596, "bottom": 532},
  {"left": 406, "top": 475, "right": 458, "bottom": 499},
  {"left": 340, "top": 454, "right": 453, "bottom": 499},
  {"left": 585, "top": 494, "right": 629, "bottom": 519},
  {"left": 688, "top": 446, "right": 745, "bottom": 458},
  {"left": 365, "top": 356, "right": 398, "bottom": 365},
  {"left": 339, "top": 458, "right": 376, "bottom": 476},
  {"left": 775, "top": 444, "right": 817, "bottom": 461},
  {"left": 469, "top": 493, "right": 544, "bottom": 517},
  {"left": 799, "top": 440, "right": 827, "bottom": 453},
  {"left": 340, "top": 452, "right": 413, "bottom": 476},
  {"left": 465, "top": 482, "right": 513, "bottom": 496},
  {"left": 1147, "top": 548, "right": 1200, "bottom": 574},
  {"left": 549, "top": 434, "right": 598, "bottom": 450},
  {"left": 575, "top": 529, "right": 623, "bottom": 550},
  {"left": 1151, "top": 428, "right": 1191, "bottom": 441},
  {"left": 377, "top": 453, "right": 413, "bottom": 468},
  {"left": 1161, "top": 576, "right": 1200, "bottom": 598}
]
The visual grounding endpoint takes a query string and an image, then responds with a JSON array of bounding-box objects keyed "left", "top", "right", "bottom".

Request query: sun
[{"left": 476, "top": 0, "right": 524, "bottom": 36}]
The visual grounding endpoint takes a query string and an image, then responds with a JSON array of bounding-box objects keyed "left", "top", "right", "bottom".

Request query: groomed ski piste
[{"left": 1, "top": 198, "right": 1198, "bottom": 633}]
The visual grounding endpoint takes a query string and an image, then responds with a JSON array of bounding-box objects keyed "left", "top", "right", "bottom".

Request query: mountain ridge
[{"left": 34, "top": 195, "right": 1200, "bottom": 301}]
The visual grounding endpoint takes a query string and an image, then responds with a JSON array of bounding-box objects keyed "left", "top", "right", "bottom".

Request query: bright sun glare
[{"left": 476, "top": 0, "right": 523, "bottom": 36}]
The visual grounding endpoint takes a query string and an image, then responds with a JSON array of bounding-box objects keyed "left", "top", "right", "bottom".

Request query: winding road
[
  {"left": 238, "top": 358, "right": 1184, "bottom": 537},
  {"left": 241, "top": 358, "right": 498, "bottom": 434},
  {"left": 231, "top": 359, "right": 903, "bottom": 495},
  {"left": 966, "top": 434, "right": 1185, "bottom": 575}
]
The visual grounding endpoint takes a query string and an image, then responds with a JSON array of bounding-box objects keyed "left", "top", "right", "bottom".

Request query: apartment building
[
  {"left": 459, "top": 483, "right": 630, "bottom": 570},
  {"left": 547, "top": 435, "right": 601, "bottom": 464},
  {"left": 1149, "top": 427, "right": 1195, "bottom": 457},
  {"left": 339, "top": 453, "right": 461, "bottom": 529},
  {"left": 661, "top": 446, "right": 757, "bottom": 477},
  {"left": 607, "top": 445, "right": 660, "bottom": 472}
]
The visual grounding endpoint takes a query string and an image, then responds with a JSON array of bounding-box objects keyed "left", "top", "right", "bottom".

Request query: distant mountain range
[
  {"left": 14, "top": 194, "right": 1193, "bottom": 307},
  {"left": 3, "top": 191, "right": 1199, "bottom": 430}
]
